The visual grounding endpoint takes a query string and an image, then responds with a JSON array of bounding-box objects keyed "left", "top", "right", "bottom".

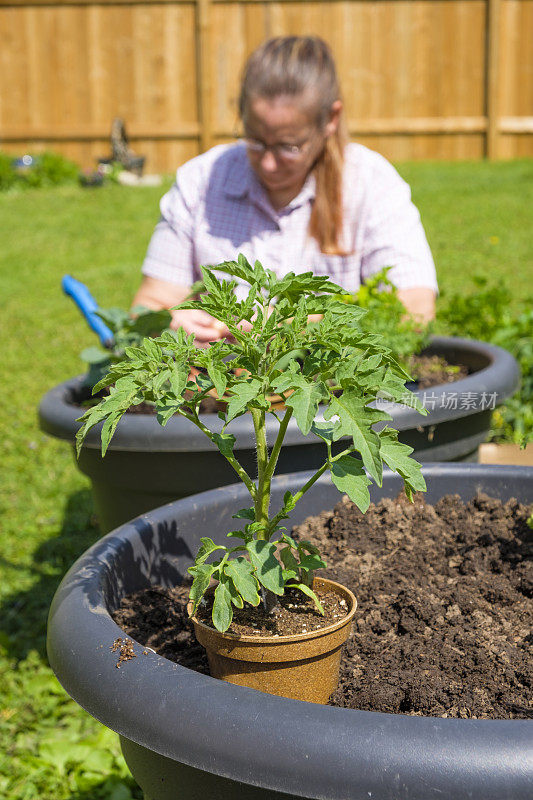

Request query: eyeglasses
[{"left": 240, "top": 137, "right": 311, "bottom": 162}]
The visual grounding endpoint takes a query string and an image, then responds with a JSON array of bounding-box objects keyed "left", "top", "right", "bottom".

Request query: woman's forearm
[{"left": 397, "top": 287, "right": 436, "bottom": 324}]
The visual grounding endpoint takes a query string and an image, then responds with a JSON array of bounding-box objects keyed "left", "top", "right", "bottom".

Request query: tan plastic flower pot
[{"left": 188, "top": 577, "right": 357, "bottom": 703}]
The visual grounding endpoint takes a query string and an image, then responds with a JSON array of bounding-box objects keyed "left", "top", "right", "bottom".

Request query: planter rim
[
  {"left": 47, "top": 464, "right": 533, "bottom": 800},
  {"left": 39, "top": 336, "right": 520, "bottom": 452}
]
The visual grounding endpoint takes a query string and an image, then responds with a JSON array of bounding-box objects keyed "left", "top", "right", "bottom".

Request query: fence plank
[
  {"left": 196, "top": 0, "right": 213, "bottom": 152},
  {"left": 486, "top": 0, "right": 501, "bottom": 157}
]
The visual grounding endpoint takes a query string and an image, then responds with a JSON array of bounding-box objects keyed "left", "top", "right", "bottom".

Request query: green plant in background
[
  {"left": 340, "top": 267, "right": 431, "bottom": 366},
  {"left": 490, "top": 308, "right": 533, "bottom": 445},
  {"left": 437, "top": 275, "right": 533, "bottom": 445},
  {"left": 0, "top": 152, "right": 18, "bottom": 191},
  {"left": 437, "top": 275, "right": 511, "bottom": 342},
  {"left": 81, "top": 306, "right": 172, "bottom": 389},
  {"left": 25, "top": 152, "right": 80, "bottom": 188},
  {"left": 0, "top": 151, "right": 80, "bottom": 191},
  {"left": 76, "top": 255, "right": 427, "bottom": 631}
]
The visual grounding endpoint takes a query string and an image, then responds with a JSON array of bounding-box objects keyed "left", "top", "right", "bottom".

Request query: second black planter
[{"left": 39, "top": 336, "right": 520, "bottom": 532}]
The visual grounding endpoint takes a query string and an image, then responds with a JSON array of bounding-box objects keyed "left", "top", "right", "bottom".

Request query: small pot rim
[{"left": 188, "top": 576, "right": 357, "bottom": 645}]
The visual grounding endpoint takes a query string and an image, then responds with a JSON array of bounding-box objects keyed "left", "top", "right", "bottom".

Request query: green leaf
[
  {"left": 245, "top": 521, "right": 269, "bottom": 536},
  {"left": 210, "top": 255, "right": 258, "bottom": 286},
  {"left": 224, "top": 558, "right": 260, "bottom": 605},
  {"left": 83, "top": 747, "right": 115, "bottom": 773},
  {"left": 232, "top": 507, "right": 256, "bottom": 521},
  {"left": 152, "top": 368, "right": 171, "bottom": 394},
  {"left": 212, "top": 580, "right": 233, "bottom": 632},
  {"left": 108, "top": 785, "right": 134, "bottom": 800},
  {"left": 284, "top": 381, "right": 327, "bottom": 435},
  {"left": 282, "top": 491, "right": 297, "bottom": 512},
  {"left": 271, "top": 271, "right": 343, "bottom": 303},
  {"left": 270, "top": 364, "right": 300, "bottom": 394},
  {"left": 379, "top": 373, "right": 427, "bottom": 415},
  {"left": 212, "top": 432, "right": 236, "bottom": 459},
  {"left": 38, "top": 740, "right": 91, "bottom": 773},
  {"left": 310, "top": 420, "right": 338, "bottom": 443},
  {"left": 207, "top": 354, "right": 228, "bottom": 398},
  {"left": 195, "top": 372, "right": 214, "bottom": 392},
  {"left": 128, "top": 308, "right": 171, "bottom": 337},
  {"left": 75, "top": 404, "right": 108, "bottom": 455},
  {"left": 142, "top": 337, "right": 161, "bottom": 361},
  {"left": 326, "top": 391, "right": 391, "bottom": 484},
  {"left": 330, "top": 454, "right": 371, "bottom": 513},
  {"left": 226, "top": 530, "right": 252, "bottom": 542},
  {"left": 246, "top": 540, "right": 284, "bottom": 595},
  {"left": 226, "top": 579, "right": 244, "bottom": 608},
  {"left": 169, "top": 363, "right": 189, "bottom": 397},
  {"left": 101, "top": 412, "right": 122, "bottom": 456},
  {"left": 81, "top": 345, "right": 109, "bottom": 365},
  {"left": 195, "top": 537, "right": 225, "bottom": 564},
  {"left": 188, "top": 563, "right": 215, "bottom": 613},
  {"left": 279, "top": 545, "right": 299, "bottom": 572},
  {"left": 286, "top": 582, "right": 325, "bottom": 615},
  {"left": 282, "top": 568, "right": 299, "bottom": 582},
  {"left": 298, "top": 553, "right": 327, "bottom": 572},
  {"left": 379, "top": 427, "right": 427, "bottom": 498},
  {"left": 298, "top": 540, "right": 321, "bottom": 556},
  {"left": 280, "top": 532, "right": 298, "bottom": 549},
  {"left": 225, "top": 378, "right": 263, "bottom": 422},
  {"left": 156, "top": 399, "right": 184, "bottom": 426},
  {"left": 95, "top": 307, "right": 130, "bottom": 331}
]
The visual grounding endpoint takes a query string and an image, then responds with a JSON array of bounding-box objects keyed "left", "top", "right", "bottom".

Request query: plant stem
[
  {"left": 176, "top": 407, "right": 257, "bottom": 499},
  {"left": 251, "top": 407, "right": 270, "bottom": 538},
  {"left": 267, "top": 460, "right": 330, "bottom": 534},
  {"left": 260, "top": 586, "right": 278, "bottom": 614},
  {"left": 264, "top": 406, "right": 293, "bottom": 482}
]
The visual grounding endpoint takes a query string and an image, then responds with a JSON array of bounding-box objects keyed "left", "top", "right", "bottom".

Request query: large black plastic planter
[
  {"left": 47, "top": 464, "right": 533, "bottom": 800},
  {"left": 39, "top": 336, "right": 520, "bottom": 532}
]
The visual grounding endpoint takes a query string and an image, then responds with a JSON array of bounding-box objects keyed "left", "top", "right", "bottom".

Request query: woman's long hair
[{"left": 239, "top": 36, "right": 349, "bottom": 256}]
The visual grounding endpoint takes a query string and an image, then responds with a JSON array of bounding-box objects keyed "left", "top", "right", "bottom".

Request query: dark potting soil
[
  {"left": 195, "top": 587, "right": 348, "bottom": 636},
  {"left": 406, "top": 354, "right": 468, "bottom": 389},
  {"left": 111, "top": 492, "right": 532, "bottom": 719}
]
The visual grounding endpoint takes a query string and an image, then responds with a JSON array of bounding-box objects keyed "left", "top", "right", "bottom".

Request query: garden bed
[{"left": 112, "top": 489, "right": 532, "bottom": 720}]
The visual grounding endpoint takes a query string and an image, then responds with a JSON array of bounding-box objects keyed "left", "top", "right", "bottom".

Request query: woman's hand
[
  {"left": 397, "top": 287, "right": 436, "bottom": 324},
  {"left": 132, "top": 276, "right": 323, "bottom": 347},
  {"left": 170, "top": 308, "right": 229, "bottom": 348},
  {"left": 132, "top": 276, "right": 230, "bottom": 347}
]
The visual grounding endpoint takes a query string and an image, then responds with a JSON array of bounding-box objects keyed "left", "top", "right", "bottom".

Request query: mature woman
[{"left": 133, "top": 36, "right": 437, "bottom": 345}]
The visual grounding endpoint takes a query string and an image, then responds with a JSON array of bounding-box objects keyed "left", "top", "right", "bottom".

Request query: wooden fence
[{"left": 1, "top": 0, "right": 532, "bottom": 171}]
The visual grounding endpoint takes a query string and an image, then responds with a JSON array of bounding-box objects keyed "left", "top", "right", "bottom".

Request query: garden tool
[{"left": 62, "top": 275, "right": 114, "bottom": 348}]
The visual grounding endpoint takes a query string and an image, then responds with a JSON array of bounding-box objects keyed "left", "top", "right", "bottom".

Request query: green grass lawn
[
  {"left": 398, "top": 159, "right": 533, "bottom": 309},
  {"left": 0, "top": 160, "right": 531, "bottom": 799}
]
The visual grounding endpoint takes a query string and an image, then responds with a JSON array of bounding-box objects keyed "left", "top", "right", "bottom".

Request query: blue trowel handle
[{"left": 62, "top": 275, "right": 115, "bottom": 348}]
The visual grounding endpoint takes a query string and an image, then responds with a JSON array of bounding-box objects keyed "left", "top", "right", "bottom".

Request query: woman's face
[{"left": 243, "top": 96, "right": 339, "bottom": 204}]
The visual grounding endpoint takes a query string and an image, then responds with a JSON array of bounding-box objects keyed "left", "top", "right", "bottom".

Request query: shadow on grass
[{"left": 0, "top": 489, "right": 101, "bottom": 661}]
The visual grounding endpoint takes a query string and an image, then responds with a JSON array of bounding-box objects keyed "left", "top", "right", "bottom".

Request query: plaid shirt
[{"left": 142, "top": 142, "right": 438, "bottom": 298}]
